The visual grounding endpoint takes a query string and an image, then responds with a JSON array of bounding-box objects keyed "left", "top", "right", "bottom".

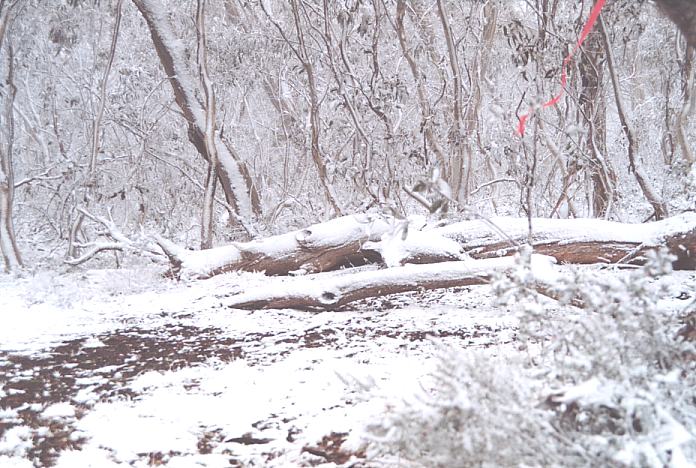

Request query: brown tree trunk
[
  {"left": 676, "top": 46, "right": 695, "bottom": 167},
  {"left": 578, "top": 18, "right": 615, "bottom": 218},
  {"left": 131, "top": 0, "right": 260, "bottom": 235},
  {"left": 655, "top": 0, "right": 696, "bottom": 47}
]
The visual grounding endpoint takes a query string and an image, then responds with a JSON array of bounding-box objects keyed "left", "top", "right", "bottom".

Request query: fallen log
[
  {"left": 156, "top": 214, "right": 390, "bottom": 279},
  {"left": 157, "top": 214, "right": 466, "bottom": 279},
  {"left": 437, "top": 212, "right": 696, "bottom": 270},
  {"left": 223, "top": 255, "right": 558, "bottom": 310},
  {"left": 158, "top": 214, "right": 453, "bottom": 279},
  {"left": 159, "top": 212, "right": 696, "bottom": 279}
]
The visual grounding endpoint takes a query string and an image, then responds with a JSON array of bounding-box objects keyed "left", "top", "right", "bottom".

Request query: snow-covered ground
[
  {"left": 0, "top": 266, "right": 531, "bottom": 467},
  {"left": 2, "top": 261, "right": 695, "bottom": 467}
]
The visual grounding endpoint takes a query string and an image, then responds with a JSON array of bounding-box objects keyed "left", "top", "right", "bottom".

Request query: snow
[
  {"left": 60, "top": 325, "right": 474, "bottom": 465},
  {"left": 439, "top": 211, "right": 696, "bottom": 246},
  {"left": 53, "top": 447, "right": 122, "bottom": 468},
  {"left": 549, "top": 377, "right": 616, "bottom": 407},
  {"left": 76, "top": 353, "right": 359, "bottom": 463},
  {"left": 0, "top": 456, "right": 33, "bottom": 468},
  {"left": 0, "top": 277, "right": 179, "bottom": 353},
  {"left": 0, "top": 426, "right": 32, "bottom": 457},
  {"left": 365, "top": 218, "right": 466, "bottom": 267},
  {"left": 42, "top": 402, "right": 76, "bottom": 419},
  {"left": 177, "top": 243, "right": 244, "bottom": 279},
  {"left": 81, "top": 337, "right": 106, "bottom": 348},
  {"left": 296, "top": 213, "right": 390, "bottom": 247},
  {"left": 1, "top": 256, "right": 694, "bottom": 466}
]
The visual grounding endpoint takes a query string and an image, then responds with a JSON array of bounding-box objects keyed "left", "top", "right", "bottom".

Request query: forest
[{"left": 0, "top": 0, "right": 695, "bottom": 466}]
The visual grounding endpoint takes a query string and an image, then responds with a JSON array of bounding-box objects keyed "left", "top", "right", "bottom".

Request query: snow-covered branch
[{"left": 64, "top": 209, "right": 163, "bottom": 266}]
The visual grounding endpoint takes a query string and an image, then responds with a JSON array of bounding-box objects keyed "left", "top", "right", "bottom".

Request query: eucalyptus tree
[{"left": 0, "top": 0, "right": 21, "bottom": 272}]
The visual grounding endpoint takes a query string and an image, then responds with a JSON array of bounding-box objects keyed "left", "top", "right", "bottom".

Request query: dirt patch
[
  {"left": 0, "top": 325, "right": 242, "bottom": 467},
  {"left": 291, "top": 322, "right": 513, "bottom": 350},
  {"left": 0, "top": 299, "right": 515, "bottom": 466},
  {"left": 302, "top": 431, "right": 366, "bottom": 466}
]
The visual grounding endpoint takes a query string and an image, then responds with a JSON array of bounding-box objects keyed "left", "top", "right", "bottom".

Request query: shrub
[{"left": 360, "top": 248, "right": 695, "bottom": 466}]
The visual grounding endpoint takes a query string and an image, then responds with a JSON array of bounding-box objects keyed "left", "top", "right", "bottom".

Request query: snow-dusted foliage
[
  {"left": 1, "top": 0, "right": 695, "bottom": 465},
  {"left": 360, "top": 345, "right": 556, "bottom": 467},
  {"left": 361, "top": 249, "right": 695, "bottom": 466},
  {"left": 3, "top": 0, "right": 695, "bottom": 269}
]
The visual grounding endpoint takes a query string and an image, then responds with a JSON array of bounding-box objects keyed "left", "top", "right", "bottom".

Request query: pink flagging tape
[{"left": 516, "top": 0, "right": 607, "bottom": 136}]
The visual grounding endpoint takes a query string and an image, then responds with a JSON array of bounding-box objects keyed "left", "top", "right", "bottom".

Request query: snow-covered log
[
  {"left": 224, "top": 255, "right": 556, "bottom": 310},
  {"left": 437, "top": 212, "right": 696, "bottom": 270},
  {"left": 157, "top": 215, "right": 394, "bottom": 279},
  {"left": 160, "top": 213, "right": 696, "bottom": 279}
]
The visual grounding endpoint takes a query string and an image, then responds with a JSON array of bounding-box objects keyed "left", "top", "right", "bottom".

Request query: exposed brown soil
[
  {"left": 0, "top": 325, "right": 242, "bottom": 467},
  {"left": 302, "top": 431, "right": 366, "bottom": 465},
  {"left": 0, "top": 301, "right": 513, "bottom": 466}
]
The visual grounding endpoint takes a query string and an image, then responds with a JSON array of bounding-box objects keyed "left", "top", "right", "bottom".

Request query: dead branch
[{"left": 64, "top": 209, "right": 163, "bottom": 266}]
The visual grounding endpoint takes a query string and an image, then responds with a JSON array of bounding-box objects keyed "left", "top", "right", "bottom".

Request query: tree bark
[
  {"left": 676, "top": 46, "right": 695, "bottom": 167},
  {"left": 196, "top": 0, "right": 218, "bottom": 250}
]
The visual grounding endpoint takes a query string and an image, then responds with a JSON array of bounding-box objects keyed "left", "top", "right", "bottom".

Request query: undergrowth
[{"left": 360, "top": 248, "right": 695, "bottom": 467}]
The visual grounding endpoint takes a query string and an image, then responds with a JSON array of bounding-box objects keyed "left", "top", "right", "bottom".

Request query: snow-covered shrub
[
  {"left": 360, "top": 248, "right": 695, "bottom": 466},
  {"left": 360, "top": 344, "right": 565, "bottom": 467},
  {"left": 529, "top": 248, "right": 696, "bottom": 466},
  {"left": 97, "top": 266, "right": 167, "bottom": 297},
  {"left": 20, "top": 265, "right": 168, "bottom": 307}
]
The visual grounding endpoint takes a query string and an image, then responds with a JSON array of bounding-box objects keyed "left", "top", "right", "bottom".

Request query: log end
[{"left": 154, "top": 235, "right": 184, "bottom": 277}]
